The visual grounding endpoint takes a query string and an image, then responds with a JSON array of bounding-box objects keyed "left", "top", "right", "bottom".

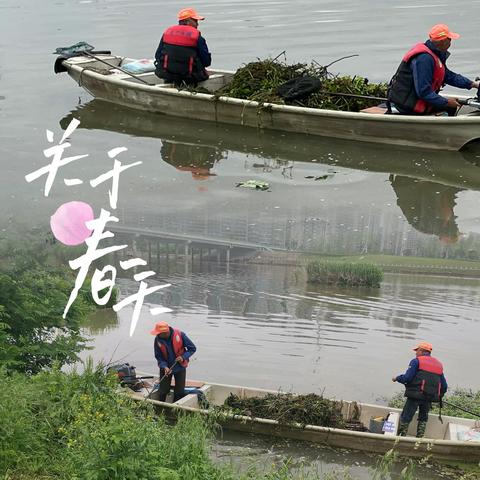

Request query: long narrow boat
[
  {"left": 62, "top": 99, "right": 480, "bottom": 191},
  {"left": 127, "top": 379, "right": 480, "bottom": 462},
  {"left": 56, "top": 54, "right": 480, "bottom": 151}
]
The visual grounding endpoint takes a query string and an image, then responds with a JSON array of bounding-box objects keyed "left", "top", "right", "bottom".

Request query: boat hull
[
  {"left": 127, "top": 380, "right": 480, "bottom": 462},
  {"left": 61, "top": 55, "right": 480, "bottom": 151}
]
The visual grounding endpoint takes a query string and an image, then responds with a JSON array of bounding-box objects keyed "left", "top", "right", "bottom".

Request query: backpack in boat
[
  {"left": 277, "top": 76, "right": 322, "bottom": 102},
  {"left": 108, "top": 363, "right": 142, "bottom": 391}
]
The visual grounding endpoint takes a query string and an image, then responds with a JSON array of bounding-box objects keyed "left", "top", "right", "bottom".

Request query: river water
[{"left": 2, "top": 0, "right": 480, "bottom": 477}]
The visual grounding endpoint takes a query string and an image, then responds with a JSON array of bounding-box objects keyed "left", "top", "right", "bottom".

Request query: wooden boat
[
  {"left": 56, "top": 54, "right": 480, "bottom": 151},
  {"left": 62, "top": 99, "right": 480, "bottom": 192},
  {"left": 127, "top": 378, "right": 480, "bottom": 462}
]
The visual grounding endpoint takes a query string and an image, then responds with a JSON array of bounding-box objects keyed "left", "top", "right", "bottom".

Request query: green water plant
[
  {"left": 217, "top": 58, "right": 388, "bottom": 112},
  {"left": 306, "top": 260, "right": 383, "bottom": 287},
  {"left": 220, "top": 392, "right": 367, "bottom": 430}
]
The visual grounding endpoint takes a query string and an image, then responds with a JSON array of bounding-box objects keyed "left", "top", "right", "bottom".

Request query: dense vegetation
[
  {"left": 0, "top": 364, "right": 246, "bottom": 480},
  {"left": 217, "top": 59, "right": 388, "bottom": 112},
  {"left": 306, "top": 260, "right": 383, "bottom": 287},
  {"left": 0, "top": 240, "right": 95, "bottom": 374},
  {"left": 222, "top": 392, "right": 350, "bottom": 429}
]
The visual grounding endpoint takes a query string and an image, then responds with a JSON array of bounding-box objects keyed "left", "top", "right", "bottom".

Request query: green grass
[
  {"left": 2, "top": 364, "right": 479, "bottom": 479},
  {"left": 0, "top": 363, "right": 319, "bottom": 480},
  {"left": 304, "top": 254, "right": 480, "bottom": 276},
  {"left": 306, "top": 260, "right": 383, "bottom": 287}
]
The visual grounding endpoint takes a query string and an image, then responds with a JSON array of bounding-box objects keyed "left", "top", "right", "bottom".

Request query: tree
[{"left": 0, "top": 266, "right": 92, "bottom": 374}]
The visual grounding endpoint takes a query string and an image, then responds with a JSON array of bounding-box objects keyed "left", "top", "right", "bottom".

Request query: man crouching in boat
[
  {"left": 154, "top": 7, "right": 211, "bottom": 86},
  {"left": 151, "top": 321, "right": 197, "bottom": 402},
  {"left": 392, "top": 342, "right": 447, "bottom": 438},
  {"left": 388, "top": 24, "right": 479, "bottom": 116}
]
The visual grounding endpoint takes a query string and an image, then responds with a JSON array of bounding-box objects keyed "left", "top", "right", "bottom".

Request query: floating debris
[
  {"left": 222, "top": 392, "right": 366, "bottom": 430},
  {"left": 235, "top": 180, "right": 270, "bottom": 191},
  {"left": 217, "top": 58, "right": 388, "bottom": 112}
]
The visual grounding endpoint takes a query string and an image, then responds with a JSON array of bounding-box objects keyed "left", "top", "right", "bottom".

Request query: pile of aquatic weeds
[
  {"left": 216, "top": 58, "right": 388, "bottom": 112},
  {"left": 222, "top": 392, "right": 366, "bottom": 430}
]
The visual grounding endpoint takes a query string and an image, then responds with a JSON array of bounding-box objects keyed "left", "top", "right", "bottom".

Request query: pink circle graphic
[{"left": 50, "top": 201, "right": 94, "bottom": 246}]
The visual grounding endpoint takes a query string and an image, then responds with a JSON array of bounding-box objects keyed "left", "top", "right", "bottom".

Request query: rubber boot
[
  {"left": 397, "top": 422, "right": 410, "bottom": 436},
  {"left": 416, "top": 421, "right": 427, "bottom": 438}
]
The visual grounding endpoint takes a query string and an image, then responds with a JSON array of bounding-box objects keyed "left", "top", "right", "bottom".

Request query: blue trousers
[{"left": 400, "top": 397, "right": 431, "bottom": 423}]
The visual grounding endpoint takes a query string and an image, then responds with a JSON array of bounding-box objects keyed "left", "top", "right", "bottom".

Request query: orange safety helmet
[
  {"left": 413, "top": 342, "right": 433, "bottom": 352},
  {"left": 178, "top": 7, "right": 205, "bottom": 21}
]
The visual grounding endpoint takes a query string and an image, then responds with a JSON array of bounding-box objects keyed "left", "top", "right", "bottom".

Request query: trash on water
[
  {"left": 236, "top": 180, "right": 270, "bottom": 191},
  {"left": 304, "top": 170, "right": 337, "bottom": 181}
]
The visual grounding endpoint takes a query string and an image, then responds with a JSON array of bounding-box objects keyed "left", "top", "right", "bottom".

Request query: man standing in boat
[
  {"left": 154, "top": 7, "right": 211, "bottom": 86},
  {"left": 388, "top": 24, "right": 479, "bottom": 116},
  {"left": 392, "top": 342, "right": 448, "bottom": 438},
  {"left": 151, "top": 321, "right": 197, "bottom": 401}
]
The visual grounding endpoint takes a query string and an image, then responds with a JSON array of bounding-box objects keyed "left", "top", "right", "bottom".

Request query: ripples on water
[{"left": 84, "top": 266, "right": 480, "bottom": 401}]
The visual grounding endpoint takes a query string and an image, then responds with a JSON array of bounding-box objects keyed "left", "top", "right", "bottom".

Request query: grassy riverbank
[
  {"left": 1, "top": 366, "right": 478, "bottom": 480},
  {"left": 315, "top": 254, "right": 480, "bottom": 276},
  {"left": 250, "top": 251, "right": 480, "bottom": 277}
]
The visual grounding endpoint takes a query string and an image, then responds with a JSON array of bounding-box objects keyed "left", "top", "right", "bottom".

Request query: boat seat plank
[{"left": 171, "top": 379, "right": 205, "bottom": 388}]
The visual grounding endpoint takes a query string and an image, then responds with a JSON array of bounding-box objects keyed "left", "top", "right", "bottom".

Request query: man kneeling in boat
[
  {"left": 388, "top": 24, "right": 479, "bottom": 116},
  {"left": 154, "top": 7, "right": 211, "bottom": 86},
  {"left": 151, "top": 321, "right": 197, "bottom": 402},
  {"left": 392, "top": 342, "right": 447, "bottom": 438}
]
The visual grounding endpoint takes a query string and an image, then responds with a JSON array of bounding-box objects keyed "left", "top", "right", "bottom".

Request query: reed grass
[{"left": 306, "top": 260, "right": 383, "bottom": 287}]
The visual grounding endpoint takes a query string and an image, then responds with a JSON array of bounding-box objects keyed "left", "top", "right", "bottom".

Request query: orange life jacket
[{"left": 157, "top": 328, "right": 189, "bottom": 367}]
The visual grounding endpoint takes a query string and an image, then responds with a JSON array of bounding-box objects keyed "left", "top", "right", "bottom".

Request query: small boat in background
[
  {"left": 126, "top": 377, "right": 480, "bottom": 462},
  {"left": 56, "top": 53, "right": 480, "bottom": 151}
]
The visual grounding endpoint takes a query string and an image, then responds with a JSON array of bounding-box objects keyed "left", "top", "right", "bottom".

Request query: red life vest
[
  {"left": 163, "top": 24, "right": 200, "bottom": 48},
  {"left": 402, "top": 43, "right": 445, "bottom": 113},
  {"left": 157, "top": 329, "right": 189, "bottom": 367},
  {"left": 405, "top": 355, "right": 444, "bottom": 402},
  {"left": 418, "top": 355, "right": 443, "bottom": 375}
]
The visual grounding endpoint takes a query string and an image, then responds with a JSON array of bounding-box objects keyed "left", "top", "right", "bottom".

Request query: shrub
[{"left": 0, "top": 363, "right": 236, "bottom": 480}]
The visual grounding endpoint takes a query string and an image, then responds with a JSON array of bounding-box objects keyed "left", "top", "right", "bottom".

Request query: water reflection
[
  {"left": 60, "top": 100, "right": 480, "bottom": 190},
  {"left": 59, "top": 100, "right": 480, "bottom": 259},
  {"left": 389, "top": 175, "right": 460, "bottom": 244},
  {"left": 84, "top": 260, "right": 480, "bottom": 401},
  {"left": 82, "top": 308, "right": 119, "bottom": 335},
  {"left": 160, "top": 140, "right": 225, "bottom": 180}
]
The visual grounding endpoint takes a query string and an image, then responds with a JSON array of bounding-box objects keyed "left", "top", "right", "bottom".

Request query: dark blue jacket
[
  {"left": 410, "top": 40, "right": 473, "bottom": 107},
  {"left": 154, "top": 328, "right": 196, "bottom": 374},
  {"left": 155, "top": 33, "right": 211, "bottom": 68},
  {"left": 395, "top": 353, "right": 448, "bottom": 394}
]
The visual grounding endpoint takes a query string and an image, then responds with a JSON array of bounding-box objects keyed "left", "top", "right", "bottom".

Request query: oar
[
  {"left": 318, "top": 90, "right": 387, "bottom": 102},
  {"left": 158, "top": 360, "right": 179, "bottom": 384},
  {"left": 81, "top": 51, "right": 153, "bottom": 86},
  {"left": 442, "top": 399, "right": 480, "bottom": 419}
]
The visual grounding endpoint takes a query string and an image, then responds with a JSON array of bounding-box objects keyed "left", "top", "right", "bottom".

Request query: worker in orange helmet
[
  {"left": 151, "top": 321, "right": 197, "bottom": 402},
  {"left": 388, "top": 24, "right": 479, "bottom": 116},
  {"left": 392, "top": 342, "right": 448, "bottom": 438},
  {"left": 154, "top": 7, "right": 211, "bottom": 86}
]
